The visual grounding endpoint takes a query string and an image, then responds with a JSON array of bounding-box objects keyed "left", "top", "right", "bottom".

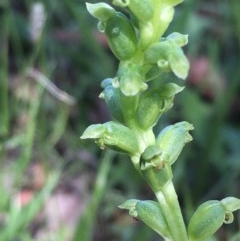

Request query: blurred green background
[{"left": 0, "top": 0, "right": 240, "bottom": 240}]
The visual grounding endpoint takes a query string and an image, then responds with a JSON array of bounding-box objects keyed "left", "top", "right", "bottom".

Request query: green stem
[
  {"left": 48, "top": 104, "right": 70, "bottom": 147},
  {"left": 15, "top": 21, "right": 47, "bottom": 182},
  {"left": 120, "top": 92, "right": 139, "bottom": 128},
  {"left": 155, "top": 181, "right": 188, "bottom": 241},
  {"left": 0, "top": 170, "right": 61, "bottom": 241},
  {"left": 0, "top": 0, "right": 10, "bottom": 137},
  {"left": 73, "top": 150, "right": 115, "bottom": 241},
  {"left": 15, "top": 84, "right": 44, "bottom": 179}
]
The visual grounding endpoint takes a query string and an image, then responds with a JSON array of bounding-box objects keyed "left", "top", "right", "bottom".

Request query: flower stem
[{"left": 155, "top": 181, "right": 188, "bottom": 241}]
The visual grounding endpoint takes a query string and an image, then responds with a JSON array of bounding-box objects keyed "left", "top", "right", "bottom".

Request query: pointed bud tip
[
  {"left": 86, "top": 2, "right": 116, "bottom": 21},
  {"left": 167, "top": 32, "right": 189, "bottom": 47},
  {"left": 118, "top": 199, "right": 139, "bottom": 210},
  {"left": 80, "top": 124, "right": 106, "bottom": 139}
]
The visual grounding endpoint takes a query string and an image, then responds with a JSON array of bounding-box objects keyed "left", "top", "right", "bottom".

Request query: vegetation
[{"left": 0, "top": 0, "right": 240, "bottom": 240}]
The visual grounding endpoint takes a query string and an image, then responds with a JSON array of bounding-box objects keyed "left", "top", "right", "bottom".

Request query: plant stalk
[
  {"left": 73, "top": 150, "right": 115, "bottom": 241},
  {"left": 0, "top": 0, "right": 10, "bottom": 137},
  {"left": 155, "top": 181, "right": 188, "bottom": 241}
]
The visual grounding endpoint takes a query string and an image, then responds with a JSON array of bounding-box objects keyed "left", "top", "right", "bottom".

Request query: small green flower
[
  {"left": 188, "top": 197, "right": 240, "bottom": 241},
  {"left": 87, "top": 3, "right": 138, "bottom": 60},
  {"left": 136, "top": 83, "right": 184, "bottom": 129},
  {"left": 104, "top": 12, "right": 138, "bottom": 60},
  {"left": 117, "top": 62, "right": 147, "bottom": 96},
  {"left": 119, "top": 199, "right": 171, "bottom": 239},
  {"left": 80, "top": 121, "right": 140, "bottom": 155},
  {"left": 156, "top": 121, "right": 194, "bottom": 165},
  {"left": 144, "top": 39, "right": 190, "bottom": 79},
  {"left": 140, "top": 144, "right": 173, "bottom": 192},
  {"left": 100, "top": 78, "right": 124, "bottom": 123},
  {"left": 188, "top": 201, "right": 226, "bottom": 241}
]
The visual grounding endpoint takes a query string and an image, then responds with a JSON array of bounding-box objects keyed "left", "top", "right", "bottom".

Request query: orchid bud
[
  {"left": 105, "top": 12, "right": 138, "bottom": 60},
  {"left": 156, "top": 122, "right": 194, "bottom": 165},
  {"left": 136, "top": 83, "right": 184, "bottom": 129},
  {"left": 119, "top": 199, "right": 171, "bottom": 239},
  {"left": 136, "top": 90, "right": 165, "bottom": 130},
  {"left": 188, "top": 200, "right": 226, "bottom": 241},
  {"left": 118, "top": 63, "right": 147, "bottom": 96},
  {"left": 87, "top": 3, "right": 137, "bottom": 60},
  {"left": 188, "top": 198, "right": 240, "bottom": 241},
  {"left": 81, "top": 121, "right": 140, "bottom": 155},
  {"left": 100, "top": 78, "right": 124, "bottom": 123}
]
